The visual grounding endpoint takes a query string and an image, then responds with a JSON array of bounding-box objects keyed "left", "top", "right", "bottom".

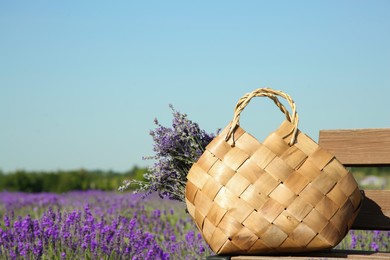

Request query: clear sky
[{"left": 1, "top": 1, "right": 389, "bottom": 173}]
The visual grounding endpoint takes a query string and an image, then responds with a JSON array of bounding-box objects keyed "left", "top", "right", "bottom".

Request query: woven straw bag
[{"left": 185, "top": 88, "right": 362, "bottom": 255}]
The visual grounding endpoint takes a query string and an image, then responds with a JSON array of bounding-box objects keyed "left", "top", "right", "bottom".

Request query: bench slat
[
  {"left": 319, "top": 129, "right": 390, "bottom": 166},
  {"left": 230, "top": 251, "right": 390, "bottom": 259},
  {"left": 353, "top": 190, "right": 390, "bottom": 230}
]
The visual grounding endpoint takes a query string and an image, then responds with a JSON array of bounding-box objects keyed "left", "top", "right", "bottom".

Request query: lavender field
[
  {"left": 0, "top": 191, "right": 211, "bottom": 259},
  {"left": 0, "top": 191, "right": 388, "bottom": 260}
]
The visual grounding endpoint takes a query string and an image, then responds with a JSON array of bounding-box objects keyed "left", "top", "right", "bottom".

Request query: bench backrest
[{"left": 319, "top": 128, "right": 390, "bottom": 231}]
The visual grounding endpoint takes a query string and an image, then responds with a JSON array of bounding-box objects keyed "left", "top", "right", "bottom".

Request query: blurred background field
[
  {"left": 350, "top": 167, "right": 390, "bottom": 190},
  {"left": 0, "top": 166, "right": 388, "bottom": 193},
  {"left": 0, "top": 167, "right": 146, "bottom": 193},
  {"left": 0, "top": 167, "right": 389, "bottom": 258}
]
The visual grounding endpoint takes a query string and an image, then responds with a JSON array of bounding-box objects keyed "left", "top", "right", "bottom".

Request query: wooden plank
[
  {"left": 318, "top": 129, "right": 390, "bottom": 166},
  {"left": 352, "top": 190, "right": 390, "bottom": 230},
  {"left": 230, "top": 251, "right": 390, "bottom": 259}
]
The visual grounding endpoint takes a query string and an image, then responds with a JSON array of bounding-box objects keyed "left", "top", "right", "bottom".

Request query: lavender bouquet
[{"left": 120, "top": 105, "right": 217, "bottom": 202}]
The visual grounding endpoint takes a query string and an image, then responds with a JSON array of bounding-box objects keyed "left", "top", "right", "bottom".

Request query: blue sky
[{"left": 1, "top": 1, "right": 389, "bottom": 172}]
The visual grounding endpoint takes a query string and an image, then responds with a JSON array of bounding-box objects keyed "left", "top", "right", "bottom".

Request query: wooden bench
[{"left": 206, "top": 128, "right": 390, "bottom": 260}]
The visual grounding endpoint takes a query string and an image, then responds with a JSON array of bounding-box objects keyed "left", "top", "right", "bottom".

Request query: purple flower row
[
  {"left": 335, "top": 229, "right": 390, "bottom": 252},
  {"left": 0, "top": 191, "right": 211, "bottom": 259},
  {"left": 2, "top": 190, "right": 387, "bottom": 259}
]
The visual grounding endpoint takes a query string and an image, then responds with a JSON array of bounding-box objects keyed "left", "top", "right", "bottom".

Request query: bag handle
[{"left": 225, "top": 88, "right": 299, "bottom": 146}]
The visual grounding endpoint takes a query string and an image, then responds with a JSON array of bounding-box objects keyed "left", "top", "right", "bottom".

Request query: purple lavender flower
[
  {"left": 371, "top": 242, "right": 379, "bottom": 251},
  {"left": 350, "top": 230, "right": 357, "bottom": 249},
  {"left": 199, "top": 243, "right": 205, "bottom": 255},
  {"left": 153, "top": 209, "right": 161, "bottom": 218},
  {"left": 33, "top": 240, "right": 43, "bottom": 257},
  {"left": 3, "top": 215, "right": 10, "bottom": 227},
  {"left": 185, "top": 230, "right": 195, "bottom": 245},
  {"left": 120, "top": 105, "right": 217, "bottom": 201},
  {"left": 9, "top": 250, "right": 16, "bottom": 260}
]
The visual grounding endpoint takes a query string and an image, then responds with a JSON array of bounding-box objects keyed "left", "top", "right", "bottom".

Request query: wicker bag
[{"left": 185, "top": 88, "right": 362, "bottom": 254}]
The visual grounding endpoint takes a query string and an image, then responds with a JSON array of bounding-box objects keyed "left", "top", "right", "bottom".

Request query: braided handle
[{"left": 225, "top": 88, "right": 299, "bottom": 145}]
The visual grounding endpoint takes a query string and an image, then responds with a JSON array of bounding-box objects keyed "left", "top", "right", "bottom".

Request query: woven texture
[{"left": 185, "top": 88, "right": 362, "bottom": 255}]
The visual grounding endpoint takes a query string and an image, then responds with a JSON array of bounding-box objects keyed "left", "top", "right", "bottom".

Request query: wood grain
[
  {"left": 230, "top": 251, "right": 390, "bottom": 259},
  {"left": 319, "top": 129, "right": 390, "bottom": 166}
]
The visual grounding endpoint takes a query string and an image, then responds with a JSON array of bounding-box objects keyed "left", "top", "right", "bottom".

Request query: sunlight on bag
[{"left": 185, "top": 88, "right": 362, "bottom": 255}]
